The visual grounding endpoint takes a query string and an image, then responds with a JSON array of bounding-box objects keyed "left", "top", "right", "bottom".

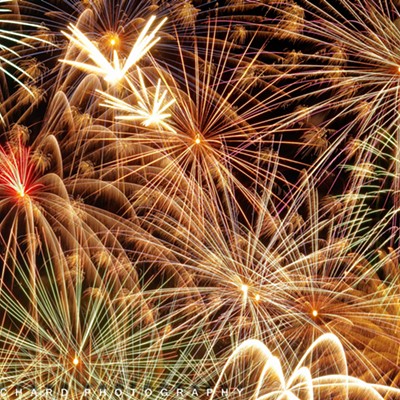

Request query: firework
[
  {"left": 214, "top": 334, "right": 400, "bottom": 400},
  {"left": 60, "top": 15, "right": 167, "bottom": 83},
  {"left": 0, "top": 0, "right": 52, "bottom": 123},
  {"left": 0, "top": 0, "right": 398, "bottom": 398},
  {"left": 98, "top": 67, "right": 176, "bottom": 132}
]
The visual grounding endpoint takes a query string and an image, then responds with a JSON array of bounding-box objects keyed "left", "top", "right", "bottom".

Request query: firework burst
[
  {"left": 60, "top": 15, "right": 167, "bottom": 84},
  {"left": 0, "top": 0, "right": 398, "bottom": 398}
]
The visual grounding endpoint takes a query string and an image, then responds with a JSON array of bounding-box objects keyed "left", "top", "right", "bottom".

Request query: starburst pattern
[
  {"left": 0, "top": 0, "right": 399, "bottom": 398},
  {"left": 98, "top": 67, "right": 176, "bottom": 132},
  {"left": 60, "top": 15, "right": 167, "bottom": 83}
]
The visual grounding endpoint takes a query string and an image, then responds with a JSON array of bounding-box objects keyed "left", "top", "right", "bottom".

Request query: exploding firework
[
  {"left": 0, "top": 0, "right": 399, "bottom": 398},
  {"left": 60, "top": 15, "right": 167, "bottom": 84}
]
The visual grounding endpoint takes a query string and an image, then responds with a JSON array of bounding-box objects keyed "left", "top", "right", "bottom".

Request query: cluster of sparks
[{"left": 0, "top": 0, "right": 400, "bottom": 398}]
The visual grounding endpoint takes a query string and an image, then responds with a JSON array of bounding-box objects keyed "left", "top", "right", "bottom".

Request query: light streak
[{"left": 60, "top": 16, "right": 167, "bottom": 83}]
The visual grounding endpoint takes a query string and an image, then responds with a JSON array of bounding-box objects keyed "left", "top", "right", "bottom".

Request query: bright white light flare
[
  {"left": 98, "top": 68, "right": 176, "bottom": 131},
  {"left": 60, "top": 16, "right": 167, "bottom": 83}
]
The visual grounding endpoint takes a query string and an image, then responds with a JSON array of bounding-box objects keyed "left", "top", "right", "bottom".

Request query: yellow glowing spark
[
  {"left": 255, "top": 293, "right": 260, "bottom": 301},
  {"left": 241, "top": 284, "right": 249, "bottom": 302},
  {"left": 110, "top": 38, "right": 117, "bottom": 46},
  {"left": 312, "top": 309, "right": 318, "bottom": 317},
  {"left": 98, "top": 68, "right": 176, "bottom": 132},
  {"left": 73, "top": 358, "right": 79, "bottom": 366},
  {"left": 194, "top": 135, "right": 201, "bottom": 145},
  {"left": 60, "top": 16, "right": 167, "bottom": 83},
  {"left": 16, "top": 186, "right": 25, "bottom": 198}
]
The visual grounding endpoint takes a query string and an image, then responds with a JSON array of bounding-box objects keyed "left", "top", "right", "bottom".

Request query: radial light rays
[
  {"left": 0, "top": 0, "right": 399, "bottom": 397},
  {"left": 98, "top": 67, "right": 176, "bottom": 132},
  {"left": 0, "top": 142, "right": 42, "bottom": 199},
  {"left": 60, "top": 15, "right": 167, "bottom": 83}
]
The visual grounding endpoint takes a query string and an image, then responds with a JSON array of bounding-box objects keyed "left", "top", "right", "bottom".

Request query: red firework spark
[{"left": 0, "top": 142, "right": 42, "bottom": 200}]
